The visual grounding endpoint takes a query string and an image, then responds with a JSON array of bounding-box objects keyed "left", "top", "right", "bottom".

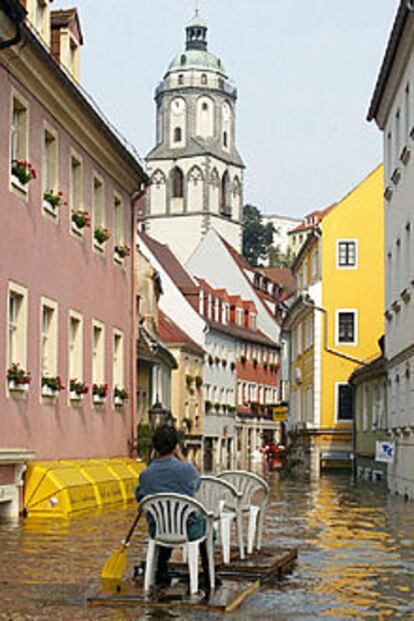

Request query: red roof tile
[{"left": 158, "top": 310, "right": 204, "bottom": 355}]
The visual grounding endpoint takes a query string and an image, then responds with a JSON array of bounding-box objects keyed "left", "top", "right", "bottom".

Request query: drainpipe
[{"left": 130, "top": 184, "right": 147, "bottom": 457}]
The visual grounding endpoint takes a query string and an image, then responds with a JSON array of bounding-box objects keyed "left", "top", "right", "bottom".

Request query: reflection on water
[{"left": 0, "top": 474, "right": 413, "bottom": 620}]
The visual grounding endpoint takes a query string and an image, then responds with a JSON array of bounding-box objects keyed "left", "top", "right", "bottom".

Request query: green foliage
[
  {"left": 137, "top": 422, "right": 153, "bottom": 461},
  {"left": 242, "top": 204, "right": 274, "bottom": 267},
  {"left": 268, "top": 243, "right": 294, "bottom": 268}
]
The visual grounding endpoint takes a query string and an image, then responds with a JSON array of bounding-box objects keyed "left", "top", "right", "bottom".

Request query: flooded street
[{"left": 1, "top": 473, "right": 413, "bottom": 620}]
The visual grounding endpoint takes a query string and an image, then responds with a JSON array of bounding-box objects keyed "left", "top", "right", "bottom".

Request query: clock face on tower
[
  {"left": 171, "top": 98, "right": 185, "bottom": 115},
  {"left": 222, "top": 102, "right": 231, "bottom": 121}
]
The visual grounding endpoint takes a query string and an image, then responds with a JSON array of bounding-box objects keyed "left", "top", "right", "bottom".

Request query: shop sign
[
  {"left": 375, "top": 441, "right": 395, "bottom": 463},
  {"left": 272, "top": 406, "right": 288, "bottom": 422}
]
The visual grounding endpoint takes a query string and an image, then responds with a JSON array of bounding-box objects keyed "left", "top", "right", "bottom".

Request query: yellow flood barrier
[{"left": 24, "top": 458, "right": 146, "bottom": 518}]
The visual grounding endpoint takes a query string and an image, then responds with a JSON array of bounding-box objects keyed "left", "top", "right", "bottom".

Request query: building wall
[
  {"left": 321, "top": 165, "right": 384, "bottom": 436},
  {"left": 0, "top": 50, "right": 139, "bottom": 459},
  {"left": 186, "top": 229, "right": 281, "bottom": 341},
  {"left": 262, "top": 214, "right": 301, "bottom": 255},
  {"left": 169, "top": 346, "right": 204, "bottom": 435}
]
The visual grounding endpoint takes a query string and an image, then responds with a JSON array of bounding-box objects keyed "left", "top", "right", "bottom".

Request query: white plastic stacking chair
[
  {"left": 217, "top": 470, "right": 269, "bottom": 555},
  {"left": 195, "top": 475, "right": 244, "bottom": 563},
  {"left": 139, "top": 493, "right": 215, "bottom": 595}
]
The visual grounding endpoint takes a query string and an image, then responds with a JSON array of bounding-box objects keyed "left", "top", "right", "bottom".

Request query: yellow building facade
[{"left": 285, "top": 166, "right": 384, "bottom": 474}]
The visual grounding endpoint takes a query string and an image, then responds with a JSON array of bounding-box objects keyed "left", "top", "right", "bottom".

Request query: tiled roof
[
  {"left": 260, "top": 267, "right": 296, "bottom": 293},
  {"left": 158, "top": 310, "right": 204, "bottom": 356},
  {"left": 207, "top": 319, "right": 279, "bottom": 348},
  {"left": 139, "top": 233, "right": 199, "bottom": 302}
]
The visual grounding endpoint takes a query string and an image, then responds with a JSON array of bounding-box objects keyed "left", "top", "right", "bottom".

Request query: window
[
  {"left": 92, "top": 322, "right": 105, "bottom": 385},
  {"left": 113, "top": 330, "right": 124, "bottom": 389},
  {"left": 40, "top": 299, "right": 57, "bottom": 377},
  {"left": 11, "top": 94, "right": 28, "bottom": 181},
  {"left": 336, "top": 383, "right": 353, "bottom": 421},
  {"left": 173, "top": 127, "right": 182, "bottom": 142},
  {"left": 178, "top": 74, "right": 184, "bottom": 85},
  {"left": 201, "top": 73, "right": 207, "bottom": 85},
  {"left": 68, "top": 312, "right": 82, "bottom": 381},
  {"left": 70, "top": 152, "right": 82, "bottom": 212},
  {"left": 220, "top": 171, "right": 230, "bottom": 216},
  {"left": 42, "top": 126, "right": 58, "bottom": 204},
  {"left": 386, "top": 131, "right": 392, "bottom": 175},
  {"left": 113, "top": 195, "right": 123, "bottom": 245},
  {"left": 336, "top": 310, "right": 357, "bottom": 345},
  {"left": 337, "top": 240, "right": 357, "bottom": 268},
  {"left": 171, "top": 167, "right": 184, "bottom": 199},
  {"left": 395, "top": 109, "right": 400, "bottom": 159},
  {"left": 405, "top": 83, "right": 410, "bottom": 136},
  {"left": 223, "top": 131, "right": 228, "bottom": 148},
  {"left": 202, "top": 102, "right": 208, "bottom": 111},
  {"left": 8, "top": 284, "right": 27, "bottom": 368},
  {"left": 93, "top": 174, "right": 104, "bottom": 231}
]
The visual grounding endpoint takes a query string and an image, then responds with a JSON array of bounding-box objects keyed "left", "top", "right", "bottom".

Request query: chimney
[{"left": 50, "top": 7, "right": 83, "bottom": 81}]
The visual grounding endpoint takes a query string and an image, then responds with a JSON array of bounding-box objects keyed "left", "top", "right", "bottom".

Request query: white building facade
[
  {"left": 368, "top": 1, "right": 414, "bottom": 500},
  {"left": 143, "top": 12, "right": 244, "bottom": 264},
  {"left": 262, "top": 214, "right": 302, "bottom": 256}
]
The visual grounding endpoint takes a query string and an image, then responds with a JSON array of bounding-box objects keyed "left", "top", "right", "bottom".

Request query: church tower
[{"left": 144, "top": 11, "right": 244, "bottom": 263}]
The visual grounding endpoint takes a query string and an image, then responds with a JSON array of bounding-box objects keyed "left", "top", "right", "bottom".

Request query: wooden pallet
[
  {"left": 88, "top": 579, "right": 260, "bottom": 613},
  {"left": 88, "top": 546, "right": 297, "bottom": 613}
]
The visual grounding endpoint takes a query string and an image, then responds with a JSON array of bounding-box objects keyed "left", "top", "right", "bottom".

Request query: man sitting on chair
[{"left": 136, "top": 424, "right": 211, "bottom": 589}]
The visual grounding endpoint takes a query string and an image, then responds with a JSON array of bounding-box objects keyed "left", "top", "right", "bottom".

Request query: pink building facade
[{"left": 0, "top": 1, "right": 147, "bottom": 477}]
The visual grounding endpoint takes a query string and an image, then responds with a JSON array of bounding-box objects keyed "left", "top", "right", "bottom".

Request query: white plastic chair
[
  {"left": 195, "top": 475, "right": 244, "bottom": 563},
  {"left": 217, "top": 470, "right": 269, "bottom": 555},
  {"left": 139, "top": 493, "right": 215, "bottom": 595}
]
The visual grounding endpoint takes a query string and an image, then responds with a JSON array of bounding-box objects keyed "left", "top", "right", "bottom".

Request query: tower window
[
  {"left": 180, "top": 54, "right": 187, "bottom": 65},
  {"left": 178, "top": 74, "right": 184, "bottom": 85},
  {"left": 171, "top": 167, "right": 184, "bottom": 199},
  {"left": 223, "top": 131, "right": 228, "bottom": 147},
  {"left": 220, "top": 171, "right": 231, "bottom": 217},
  {"left": 201, "top": 73, "right": 207, "bottom": 85},
  {"left": 219, "top": 78, "right": 224, "bottom": 89},
  {"left": 174, "top": 127, "right": 182, "bottom": 142},
  {"left": 202, "top": 102, "right": 208, "bottom": 111}
]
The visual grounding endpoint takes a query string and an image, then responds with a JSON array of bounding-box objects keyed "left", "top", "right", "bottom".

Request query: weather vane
[{"left": 195, "top": 0, "right": 200, "bottom": 16}]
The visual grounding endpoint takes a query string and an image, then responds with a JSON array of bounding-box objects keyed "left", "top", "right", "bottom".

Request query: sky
[{"left": 53, "top": 0, "right": 399, "bottom": 219}]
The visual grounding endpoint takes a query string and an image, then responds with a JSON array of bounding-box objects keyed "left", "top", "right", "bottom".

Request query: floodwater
[{"left": 0, "top": 473, "right": 414, "bottom": 620}]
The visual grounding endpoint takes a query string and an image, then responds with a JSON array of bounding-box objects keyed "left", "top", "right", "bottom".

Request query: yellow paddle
[{"left": 101, "top": 509, "right": 142, "bottom": 581}]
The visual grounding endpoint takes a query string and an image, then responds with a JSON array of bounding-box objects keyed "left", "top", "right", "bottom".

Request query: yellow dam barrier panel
[{"left": 24, "top": 458, "right": 146, "bottom": 518}]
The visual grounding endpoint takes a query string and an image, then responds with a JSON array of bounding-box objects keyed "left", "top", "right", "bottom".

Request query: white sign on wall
[{"left": 375, "top": 441, "right": 395, "bottom": 464}]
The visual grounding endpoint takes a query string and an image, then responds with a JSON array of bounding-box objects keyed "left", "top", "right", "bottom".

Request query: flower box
[
  {"left": 43, "top": 189, "right": 66, "bottom": 211},
  {"left": 114, "top": 244, "right": 131, "bottom": 259},
  {"left": 8, "top": 380, "right": 29, "bottom": 392},
  {"left": 92, "top": 383, "right": 108, "bottom": 404},
  {"left": 94, "top": 227, "right": 111, "bottom": 245},
  {"left": 41, "top": 385, "right": 58, "bottom": 397},
  {"left": 114, "top": 387, "right": 128, "bottom": 406},
  {"left": 11, "top": 160, "right": 36, "bottom": 186},
  {"left": 11, "top": 174, "right": 29, "bottom": 194},
  {"left": 70, "top": 390, "right": 83, "bottom": 401},
  {"left": 7, "top": 364, "right": 31, "bottom": 392},
  {"left": 71, "top": 210, "right": 91, "bottom": 231},
  {"left": 93, "top": 394, "right": 106, "bottom": 404}
]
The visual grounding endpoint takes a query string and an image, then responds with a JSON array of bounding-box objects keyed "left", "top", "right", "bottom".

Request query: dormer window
[
  {"left": 250, "top": 314, "right": 257, "bottom": 330},
  {"left": 180, "top": 54, "right": 187, "bottom": 65}
]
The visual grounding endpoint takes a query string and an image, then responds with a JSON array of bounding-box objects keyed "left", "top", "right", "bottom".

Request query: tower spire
[{"left": 186, "top": 5, "right": 207, "bottom": 51}]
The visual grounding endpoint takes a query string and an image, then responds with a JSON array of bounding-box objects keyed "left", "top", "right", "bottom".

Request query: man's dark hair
[{"left": 152, "top": 424, "right": 179, "bottom": 456}]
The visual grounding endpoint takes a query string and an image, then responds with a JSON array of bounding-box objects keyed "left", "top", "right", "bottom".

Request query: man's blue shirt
[{"left": 135, "top": 456, "right": 201, "bottom": 501}]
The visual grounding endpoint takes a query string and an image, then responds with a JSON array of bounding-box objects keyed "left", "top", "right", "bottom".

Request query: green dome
[{"left": 168, "top": 49, "right": 226, "bottom": 75}]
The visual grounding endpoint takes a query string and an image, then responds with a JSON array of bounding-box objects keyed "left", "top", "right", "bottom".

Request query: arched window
[
  {"left": 180, "top": 54, "right": 187, "bottom": 66},
  {"left": 174, "top": 127, "right": 182, "bottom": 142},
  {"left": 202, "top": 102, "right": 208, "bottom": 111},
  {"left": 178, "top": 74, "right": 184, "bottom": 85},
  {"left": 171, "top": 167, "right": 184, "bottom": 199},
  {"left": 223, "top": 131, "right": 228, "bottom": 147},
  {"left": 220, "top": 171, "right": 231, "bottom": 216},
  {"left": 201, "top": 73, "right": 207, "bottom": 85}
]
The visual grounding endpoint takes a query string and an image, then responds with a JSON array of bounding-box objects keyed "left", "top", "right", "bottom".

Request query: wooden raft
[{"left": 88, "top": 546, "right": 297, "bottom": 613}]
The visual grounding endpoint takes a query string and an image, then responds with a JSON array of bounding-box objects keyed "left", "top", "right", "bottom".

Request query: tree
[
  {"left": 268, "top": 244, "right": 294, "bottom": 268},
  {"left": 242, "top": 204, "right": 274, "bottom": 267}
]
